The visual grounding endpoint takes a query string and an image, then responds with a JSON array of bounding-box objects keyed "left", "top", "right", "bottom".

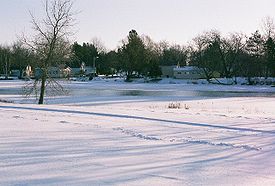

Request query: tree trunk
[{"left": 38, "top": 71, "right": 46, "bottom": 104}]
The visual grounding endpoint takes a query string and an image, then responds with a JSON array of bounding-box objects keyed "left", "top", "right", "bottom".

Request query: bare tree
[
  {"left": 90, "top": 37, "right": 107, "bottom": 54},
  {"left": 261, "top": 17, "right": 275, "bottom": 78},
  {"left": 261, "top": 16, "right": 275, "bottom": 39},
  {"left": 189, "top": 30, "right": 222, "bottom": 83},
  {"left": 218, "top": 33, "right": 246, "bottom": 80},
  {"left": 22, "top": 0, "right": 75, "bottom": 104}
]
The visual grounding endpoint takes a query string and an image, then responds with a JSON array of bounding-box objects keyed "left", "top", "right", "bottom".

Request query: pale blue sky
[{"left": 1, "top": 0, "right": 275, "bottom": 49}]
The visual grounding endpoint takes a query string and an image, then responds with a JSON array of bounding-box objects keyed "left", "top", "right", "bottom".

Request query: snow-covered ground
[{"left": 0, "top": 79, "right": 275, "bottom": 185}]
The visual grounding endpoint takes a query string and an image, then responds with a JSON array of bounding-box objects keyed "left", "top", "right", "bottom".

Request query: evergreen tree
[
  {"left": 159, "top": 45, "right": 187, "bottom": 67},
  {"left": 72, "top": 42, "right": 98, "bottom": 68},
  {"left": 264, "top": 37, "right": 275, "bottom": 77},
  {"left": 118, "top": 30, "right": 147, "bottom": 80},
  {"left": 244, "top": 30, "right": 265, "bottom": 83}
]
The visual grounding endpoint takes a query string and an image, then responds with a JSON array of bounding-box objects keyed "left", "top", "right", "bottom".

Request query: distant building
[
  {"left": 161, "top": 65, "right": 206, "bottom": 79},
  {"left": 35, "top": 67, "right": 62, "bottom": 79},
  {"left": 32, "top": 63, "right": 97, "bottom": 79},
  {"left": 160, "top": 66, "right": 177, "bottom": 78},
  {"left": 69, "top": 66, "right": 96, "bottom": 77},
  {"left": 173, "top": 66, "right": 205, "bottom": 79}
]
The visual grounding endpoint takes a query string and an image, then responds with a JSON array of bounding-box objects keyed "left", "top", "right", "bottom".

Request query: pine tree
[{"left": 264, "top": 37, "right": 275, "bottom": 77}]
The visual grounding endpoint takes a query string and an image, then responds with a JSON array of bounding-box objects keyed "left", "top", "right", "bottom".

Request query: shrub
[{"left": 168, "top": 102, "right": 181, "bottom": 109}]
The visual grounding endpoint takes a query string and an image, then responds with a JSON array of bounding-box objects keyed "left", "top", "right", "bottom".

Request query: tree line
[
  {"left": 2, "top": 26, "right": 275, "bottom": 84},
  {"left": 1, "top": 3, "right": 275, "bottom": 84}
]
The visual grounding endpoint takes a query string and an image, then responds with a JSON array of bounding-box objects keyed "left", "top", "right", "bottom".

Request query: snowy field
[{"left": 0, "top": 79, "right": 275, "bottom": 185}]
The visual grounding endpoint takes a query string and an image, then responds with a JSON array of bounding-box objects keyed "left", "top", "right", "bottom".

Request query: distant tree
[
  {"left": 70, "top": 42, "right": 83, "bottom": 67},
  {"left": 142, "top": 35, "right": 162, "bottom": 78},
  {"left": 261, "top": 17, "right": 275, "bottom": 77},
  {"left": 243, "top": 30, "right": 265, "bottom": 84},
  {"left": 90, "top": 37, "right": 107, "bottom": 54},
  {"left": 245, "top": 31, "right": 264, "bottom": 58},
  {"left": 263, "top": 36, "right": 275, "bottom": 77},
  {"left": 159, "top": 44, "right": 187, "bottom": 67},
  {"left": 118, "top": 30, "right": 147, "bottom": 80},
  {"left": 261, "top": 16, "right": 275, "bottom": 39},
  {"left": 71, "top": 42, "right": 98, "bottom": 68},
  {"left": 91, "top": 39, "right": 108, "bottom": 75},
  {"left": 189, "top": 30, "right": 222, "bottom": 82},
  {"left": 22, "top": 0, "right": 76, "bottom": 104},
  {"left": 0, "top": 46, "right": 11, "bottom": 79},
  {"left": 217, "top": 33, "right": 246, "bottom": 81},
  {"left": 98, "top": 50, "right": 119, "bottom": 75},
  {"left": 146, "top": 59, "right": 162, "bottom": 78},
  {"left": 10, "top": 42, "right": 36, "bottom": 78}
]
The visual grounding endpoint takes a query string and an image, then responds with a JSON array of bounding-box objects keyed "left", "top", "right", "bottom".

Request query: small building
[
  {"left": 35, "top": 67, "right": 62, "bottom": 79},
  {"left": 69, "top": 66, "right": 96, "bottom": 77},
  {"left": 160, "top": 66, "right": 177, "bottom": 78},
  {"left": 173, "top": 66, "right": 205, "bottom": 79}
]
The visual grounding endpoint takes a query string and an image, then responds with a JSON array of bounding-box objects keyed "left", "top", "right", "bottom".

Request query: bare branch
[{"left": 21, "top": 0, "right": 76, "bottom": 104}]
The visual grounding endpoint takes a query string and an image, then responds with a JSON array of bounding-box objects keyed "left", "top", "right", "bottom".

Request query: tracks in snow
[{"left": 112, "top": 127, "right": 262, "bottom": 151}]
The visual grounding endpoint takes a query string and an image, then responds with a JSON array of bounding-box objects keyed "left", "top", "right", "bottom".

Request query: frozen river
[{"left": 0, "top": 80, "right": 275, "bottom": 104}]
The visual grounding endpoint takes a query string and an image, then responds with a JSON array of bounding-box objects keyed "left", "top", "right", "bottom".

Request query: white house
[
  {"left": 35, "top": 67, "right": 65, "bottom": 78},
  {"left": 173, "top": 66, "right": 205, "bottom": 79}
]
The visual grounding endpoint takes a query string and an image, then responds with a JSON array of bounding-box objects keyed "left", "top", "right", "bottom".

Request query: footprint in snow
[
  {"left": 59, "top": 120, "right": 70, "bottom": 124},
  {"left": 12, "top": 115, "right": 23, "bottom": 119}
]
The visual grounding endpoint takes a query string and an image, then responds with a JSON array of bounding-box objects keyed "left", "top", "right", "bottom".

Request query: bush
[
  {"left": 168, "top": 102, "right": 181, "bottom": 109},
  {"left": 167, "top": 102, "right": 190, "bottom": 109}
]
